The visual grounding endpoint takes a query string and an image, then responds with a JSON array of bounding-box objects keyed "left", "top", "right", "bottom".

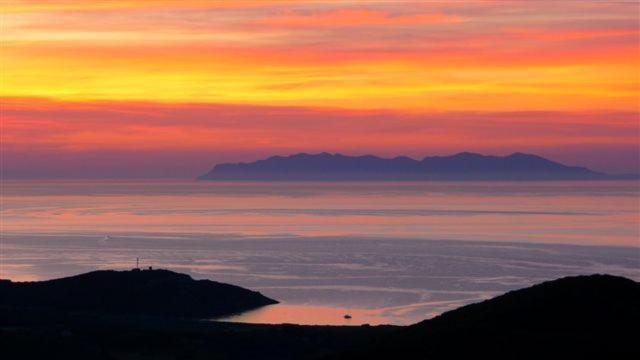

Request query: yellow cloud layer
[{"left": 1, "top": 1, "right": 638, "bottom": 112}]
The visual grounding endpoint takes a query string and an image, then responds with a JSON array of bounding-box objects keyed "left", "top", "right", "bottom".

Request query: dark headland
[
  {"left": 0, "top": 269, "right": 277, "bottom": 318},
  {"left": 1, "top": 272, "right": 638, "bottom": 359},
  {"left": 329, "top": 274, "right": 640, "bottom": 359},
  {"left": 198, "top": 152, "right": 636, "bottom": 181}
]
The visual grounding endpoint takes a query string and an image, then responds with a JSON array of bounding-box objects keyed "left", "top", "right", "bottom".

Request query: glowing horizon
[{"left": 1, "top": 1, "right": 639, "bottom": 177}]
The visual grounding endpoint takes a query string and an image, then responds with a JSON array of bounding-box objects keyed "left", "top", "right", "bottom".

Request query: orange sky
[{"left": 1, "top": 0, "right": 639, "bottom": 177}]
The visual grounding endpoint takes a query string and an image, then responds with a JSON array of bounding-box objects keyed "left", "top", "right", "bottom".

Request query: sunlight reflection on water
[{"left": 1, "top": 180, "right": 638, "bottom": 324}]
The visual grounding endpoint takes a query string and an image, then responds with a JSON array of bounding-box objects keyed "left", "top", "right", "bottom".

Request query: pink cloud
[{"left": 2, "top": 98, "right": 638, "bottom": 178}]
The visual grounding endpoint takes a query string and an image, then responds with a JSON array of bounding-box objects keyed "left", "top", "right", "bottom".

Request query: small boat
[{"left": 343, "top": 314, "right": 352, "bottom": 319}]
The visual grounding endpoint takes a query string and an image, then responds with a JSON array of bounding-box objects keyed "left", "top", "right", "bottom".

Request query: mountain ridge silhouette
[{"left": 198, "top": 151, "right": 627, "bottom": 180}]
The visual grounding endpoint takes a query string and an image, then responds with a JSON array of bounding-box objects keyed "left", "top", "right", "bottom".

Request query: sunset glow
[
  {"left": 2, "top": 3, "right": 640, "bottom": 353},
  {"left": 2, "top": 0, "right": 639, "bottom": 177}
]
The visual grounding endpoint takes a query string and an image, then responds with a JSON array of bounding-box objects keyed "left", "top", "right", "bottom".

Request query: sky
[{"left": 1, "top": 0, "right": 639, "bottom": 178}]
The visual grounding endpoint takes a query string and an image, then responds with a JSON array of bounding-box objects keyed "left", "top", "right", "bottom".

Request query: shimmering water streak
[
  {"left": 1, "top": 180, "right": 638, "bottom": 324},
  {"left": 2, "top": 180, "right": 639, "bottom": 245}
]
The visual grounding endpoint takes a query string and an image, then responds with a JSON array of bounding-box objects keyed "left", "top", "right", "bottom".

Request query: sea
[{"left": 1, "top": 180, "right": 638, "bottom": 325}]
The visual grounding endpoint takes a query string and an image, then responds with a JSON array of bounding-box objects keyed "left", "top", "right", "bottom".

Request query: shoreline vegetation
[{"left": 1, "top": 271, "right": 637, "bottom": 359}]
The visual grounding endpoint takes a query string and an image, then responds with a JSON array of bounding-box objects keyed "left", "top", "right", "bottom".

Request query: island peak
[{"left": 198, "top": 151, "right": 610, "bottom": 181}]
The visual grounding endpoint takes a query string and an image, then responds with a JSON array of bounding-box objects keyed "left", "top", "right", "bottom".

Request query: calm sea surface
[{"left": 1, "top": 180, "right": 639, "bottom": 325}]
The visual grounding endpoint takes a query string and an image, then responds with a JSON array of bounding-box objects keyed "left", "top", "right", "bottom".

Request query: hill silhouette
[
  {"left": 1, "top": 273, "right": 637, "bottom": 359},
  {"left": 329, "top": 274, "right": 640, "bottom": 359},
  {"left": 0, "top": 269, "right": 277, "bottom": 318},
  {"left": 198, "top": 152, "right": 612, "bottom": 180}
]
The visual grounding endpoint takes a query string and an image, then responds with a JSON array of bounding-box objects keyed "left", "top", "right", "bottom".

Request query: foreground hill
[
  {"left": 0, "top": 269, "right": 277, "bottom": 318},
  {"left": 329, "top": 274, "right": 640, "bottom": 359},
  {"left": 1, "top": 273, "right": 637, "bottom": 359},
  {"left": 198, "top": 152, "right": 613, "bottom": 180}
]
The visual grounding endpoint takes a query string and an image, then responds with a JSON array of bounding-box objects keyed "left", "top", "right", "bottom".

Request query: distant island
[
  {"left": 198, "top": 152, "right": 633, "bottom": 181},
  {"left": 0, "top": 269, "right": 277, "bottom": 318}
]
